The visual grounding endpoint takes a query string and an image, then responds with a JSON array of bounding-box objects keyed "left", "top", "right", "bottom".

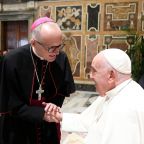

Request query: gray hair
[{"left": 31, "top": 24, "right": 43, "bottom": 41}]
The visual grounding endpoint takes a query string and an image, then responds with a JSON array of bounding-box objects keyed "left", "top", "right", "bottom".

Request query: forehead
[{"left": 91, "top": 54, "right": 102, "bottom": 67}]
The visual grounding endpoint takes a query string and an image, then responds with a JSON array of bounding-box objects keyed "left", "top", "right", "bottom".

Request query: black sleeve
[{"left": 0, "top": 51, "right": 44, "bottom": 123}]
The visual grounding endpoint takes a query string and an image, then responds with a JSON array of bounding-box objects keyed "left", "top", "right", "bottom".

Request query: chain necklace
[{"left": 30, "top": 46, "right": 48, "bottom": 100}]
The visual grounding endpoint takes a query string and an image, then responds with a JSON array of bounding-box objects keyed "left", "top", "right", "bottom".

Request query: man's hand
[{"left": 42, "top": 102, "right": 62, "bottom": 123}]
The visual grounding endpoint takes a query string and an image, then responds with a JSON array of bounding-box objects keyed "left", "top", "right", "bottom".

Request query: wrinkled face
[
  {"left": 90, "top": 54, "right": 114, "bottom": 96},
  {"left": 31, "top": 39, "right": 64, "bottom": 62},
  {"left": 31, "top": 23, "right": 64, "bottom": 62}
]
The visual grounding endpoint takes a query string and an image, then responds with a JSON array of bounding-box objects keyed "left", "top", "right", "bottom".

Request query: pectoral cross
[{"left": 36, "top": 85, "right": 44, "bottom": 100}]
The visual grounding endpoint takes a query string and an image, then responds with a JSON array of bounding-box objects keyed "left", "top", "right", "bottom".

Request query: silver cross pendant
[{"left": 36, "top": 85, "right": 44, "bottom": 100}]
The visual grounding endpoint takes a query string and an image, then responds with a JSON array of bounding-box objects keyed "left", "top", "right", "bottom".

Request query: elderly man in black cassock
[{"left": 0, "top": 17, "right": 75, "bottom": 144}]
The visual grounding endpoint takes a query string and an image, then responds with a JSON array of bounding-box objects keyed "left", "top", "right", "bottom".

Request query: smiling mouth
[
  {"left": 49, "top": 55, "right": 56, "bottom": 60},
  {"left": 50, "top": 55, "right": 56, "bottom": 58}
]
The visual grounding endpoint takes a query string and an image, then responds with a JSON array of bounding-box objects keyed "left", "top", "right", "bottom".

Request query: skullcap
[
  {"left": 31, "top": 17, "right": 54, "bottom": 31},
  {"left": 101, "top": 48, "right": 131, "bottom": 74}
]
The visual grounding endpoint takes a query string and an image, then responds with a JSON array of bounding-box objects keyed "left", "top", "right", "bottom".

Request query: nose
[
  {"left": 89, "top": 72, "right": 95, "bottom": 81},
  {"left": 89, "top": 71, "right": 92, "bottom": 79}
]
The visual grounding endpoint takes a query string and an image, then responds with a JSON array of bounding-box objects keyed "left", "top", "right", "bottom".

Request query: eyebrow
[{"left": 50, "top": 44, "right": 62, "bottom": 48}]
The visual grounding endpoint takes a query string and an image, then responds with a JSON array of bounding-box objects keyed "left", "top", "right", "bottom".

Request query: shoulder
[
  {"left": 4, "top": 44, "right": 30, "bottom": 61},
  {"left": 50, "top": 51, "right": 70, "bottom": 71},
  {"left": 57, "top": 51, "right": 68, "bottom": 58},
  {"left": 56, "top": 51, "right": 69, "bottom": 62},
  {"left": 2, "top": 44, "right": 31, "bottom": 69}
]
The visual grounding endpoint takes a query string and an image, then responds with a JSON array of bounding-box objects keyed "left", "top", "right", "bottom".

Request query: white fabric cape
[{"left": 62, "top": 79, "right": 144, "bottom": 144}]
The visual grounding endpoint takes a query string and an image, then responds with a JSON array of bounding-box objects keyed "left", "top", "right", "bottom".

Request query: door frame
[{"left": 0, "top": 11, "right": 34, "bottom": 51}]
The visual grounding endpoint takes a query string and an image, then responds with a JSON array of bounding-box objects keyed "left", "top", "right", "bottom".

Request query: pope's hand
[{"left": 42, "top": 102, "right": 62, "bottom": 123}]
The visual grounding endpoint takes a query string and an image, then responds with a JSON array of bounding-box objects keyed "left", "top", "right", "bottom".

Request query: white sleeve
[
  {"left": 62, "top": 96, "right": 105, "bottom": 132},
  {"left": 62, "top": 113, "right": 87, "bottom": 132}
]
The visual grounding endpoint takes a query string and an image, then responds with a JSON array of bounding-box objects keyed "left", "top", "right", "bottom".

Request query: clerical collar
[
  {"left": 105, "top": 78, "right": 132, "bottom": 101},
  {"left": 31, "top": 46, "right": 44, "bottom": 60}
]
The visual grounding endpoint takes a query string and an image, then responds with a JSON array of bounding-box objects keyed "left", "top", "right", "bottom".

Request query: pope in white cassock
[{"left": 50, "top": 48, "right": 144, "bottom": 144}]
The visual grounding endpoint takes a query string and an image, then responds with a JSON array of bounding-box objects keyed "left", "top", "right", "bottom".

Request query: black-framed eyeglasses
[{"left": 34, "top": 40, "right": 65, "bottom": 53}]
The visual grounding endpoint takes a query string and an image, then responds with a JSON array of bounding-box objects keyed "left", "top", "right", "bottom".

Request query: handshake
[{"left": 42, "top": 102, "right": 62, "bottom": 123}]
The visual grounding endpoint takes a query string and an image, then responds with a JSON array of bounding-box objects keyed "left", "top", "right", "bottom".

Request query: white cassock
[{"left": 62, "top": 79, "right": 144, "bottom": 144}]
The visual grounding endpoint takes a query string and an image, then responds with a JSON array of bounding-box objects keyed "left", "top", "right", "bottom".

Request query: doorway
[{"left": 1, "top": 20, "right": 28, "bottom": 51}]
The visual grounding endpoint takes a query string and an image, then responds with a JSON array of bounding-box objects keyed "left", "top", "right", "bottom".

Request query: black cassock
[{"left": 0, "top": 44, "right": 75, "bottom": 144}]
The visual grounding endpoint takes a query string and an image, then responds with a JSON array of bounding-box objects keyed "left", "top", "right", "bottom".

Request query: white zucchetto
[{"left": 101, "top": 48, "right": 131, "bottom": 74}]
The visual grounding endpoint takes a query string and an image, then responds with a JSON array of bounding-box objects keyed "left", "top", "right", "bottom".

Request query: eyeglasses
[{"left": 34, "top": 40, "right": 65, "bottom": 53}]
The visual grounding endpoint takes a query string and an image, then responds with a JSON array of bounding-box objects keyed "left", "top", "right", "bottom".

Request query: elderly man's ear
[{"left": 108, "top": 70, "right": 117, "bottom": 83}]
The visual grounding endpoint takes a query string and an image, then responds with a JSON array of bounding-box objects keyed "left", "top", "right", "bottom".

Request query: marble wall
[
  {"left": 37, "top": 0, "right": 144, "bottom": 83},
  {"left": 0, "top": 0, "right": 144, "bottom": 88}
]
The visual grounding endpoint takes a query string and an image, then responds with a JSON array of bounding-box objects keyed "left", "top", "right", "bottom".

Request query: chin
[
  {"left": 49, "top": 60, "right": 55, "bottom": 62},
  {"left": 51, "top": 57, "right": 57, "bottom": 61},
  {"left": 45, "top": 57, "right": 56, "bottom": 62}
]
